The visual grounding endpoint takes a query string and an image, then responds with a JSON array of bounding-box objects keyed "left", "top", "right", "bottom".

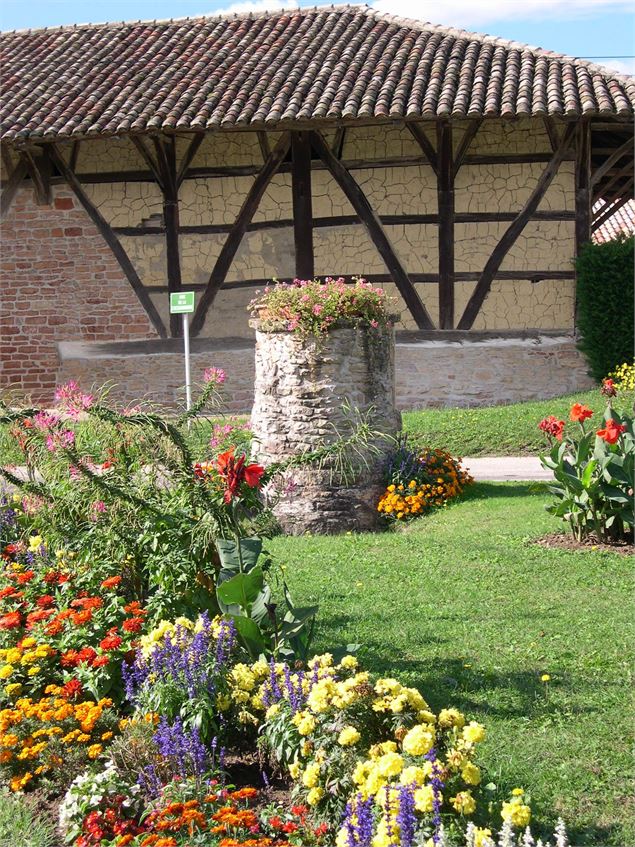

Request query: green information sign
[{"left": 170, "top": 291, "right": 195, "bottom": 314}]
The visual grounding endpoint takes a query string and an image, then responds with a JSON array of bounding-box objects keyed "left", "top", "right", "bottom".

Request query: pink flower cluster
[{"left": 54, "top": 380, "right": 95, "bottom": 420}]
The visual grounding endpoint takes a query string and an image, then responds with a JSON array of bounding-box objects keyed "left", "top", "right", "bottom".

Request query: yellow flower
[
  {"left": 451, "top": 790, "right": 476, "bottom": 816},
  {"left": 87, "top": 744, "right": 103, "bottom": 759},
  {"left": 338, "top": 726, "right": 361, "bottom": 746},
  {"left": 0, "top": 665, "right": 14, "bottom": 680},
  {"left": 27, "top": 666, "right": 41, "bottom": 677},
  {"left": 413, "top": 785, "right": 435, "bottom": 813},
  {"left": 541, "top": 674, "right": 551, "bottom": 683},
  {"left": 306, "top": 786, "right": 324, "bottom": 806},
  {"left": 462, "top": 721, "right": 486, "bottom": 744},
  {"left": 402, "top": 724, "right": 435, "bottom": 757},
  {"left": 288, "top": 761, "right": 301, "bottom": 780},
  {"left": 461, "top": 762, "right": 481, "bottom": 786},
  {"left": 502, "top": 798, "right": 531, "bottom": 827},
  {"left": 4, "top": 683, "right": 21, "bottom": 696},
  {"left": 302, "top": 761, "right": 321, "bottom": 788}
]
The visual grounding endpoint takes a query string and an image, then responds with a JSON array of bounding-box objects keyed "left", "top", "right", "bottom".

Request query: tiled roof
[
  {"left": 1, "top": 5, "right": 634, "bottom": 143},
  {"left": 593, "top": 199, "right": 635, "bottom": 244}
]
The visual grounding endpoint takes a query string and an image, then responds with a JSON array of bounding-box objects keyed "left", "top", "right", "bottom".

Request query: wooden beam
[
  {"left": 453, "top": 119, "right": 482, "bottom": 176},
  {"left": 131, "top": 136, "right": 164, "bottom": 191},
  {"left": 0, "top": 157, "right": 28, "bottom": 219},
  {"left": 575, "top": 120, "right": 592, "bottom": 254},
  {"left": 291, "top": 132, "right": 314, "bottom": 279},
  {"left": 153, "top": 136, "right": 184, "bottom": 337},
  {"left": 457, "top": 123, "right": 576, "bottom": 330},
  {"left": 543, "top": 117, "right": 560, "bottom": 152},
  {"left": 176, "top": 134, "right": 205, "bottom": 188},
  {"left": 23, "top": 149, "right": 52, "bottom": 206},
  {"left": 69, "top": 141, "right": 80, "bottom": 173},
  {"left": 257, "top": 132, "right": 270, "bottom": 163},
  {"left": 309, "top": 130, "right": 434, "bottom": 330},
  {"left": 437, "top": 121, "right": 454, "bottom": 329},
  {"left": 590, "top": 138, "right": 633, "bottom": 187},
  {"left": 48, "top": 145, "right": 168, "bottom": 338},
  {"left": 190, "top": 133, "right": 291, "bottom": 336},
  {"left": 592, "top": 191, "right": 633, "bottom": 232},
  {"left": 407, "top": 123, "right": 438, "bottom": 175},
  {"left": 113, "top": 209, "right": 577, "bottom": 237},
  {"left": 331, "top": 127, "right": 346, "bottom": 158}
]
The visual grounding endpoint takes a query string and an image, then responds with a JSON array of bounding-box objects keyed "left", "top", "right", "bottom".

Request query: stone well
[{"left": 250, "top": 323, "right": 401, "bottom": 535}]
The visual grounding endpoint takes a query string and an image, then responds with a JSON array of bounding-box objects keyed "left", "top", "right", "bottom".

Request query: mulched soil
[{"left": 535, "top": 531, "right": 633, "bottom": 555}]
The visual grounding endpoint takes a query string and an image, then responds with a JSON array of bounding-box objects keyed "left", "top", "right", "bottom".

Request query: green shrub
[
  {"left": 576, "top": 235, "right": 634, "bottom": 380},
  {"left": 0, "top": 790, "right": 57, "bottom": 847}
]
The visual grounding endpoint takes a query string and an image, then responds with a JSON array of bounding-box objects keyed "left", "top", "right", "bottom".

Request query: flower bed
[{"left": 0, "top": 379, "right": 569, "bottom": 846}]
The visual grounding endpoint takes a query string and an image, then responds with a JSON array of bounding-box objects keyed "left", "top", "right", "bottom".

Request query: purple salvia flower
[{"left": 396, "top": 784, "right": 416, "bottom": 847}]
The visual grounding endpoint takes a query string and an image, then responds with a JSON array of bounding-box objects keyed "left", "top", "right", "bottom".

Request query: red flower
[
  {"left": 100, "top": 633, "right": 123, "bottom": 651},
  {"left": 569, "top": 403, "right": 593, "bottom": 423},
  {"left": 597, "top": 418, "right": 626, "bottom": 444},
  {"left": 46, "top": 618, "right": 65, "bottom": 636},
  {"left": 122, "top": 617, "right": 143, "bottom": 633},
  {"left": 314, "top": 823, "right": 329, "bottom": 837},
  {"left": 0, "top": 586, "right": 18, "bottom": 599},
  {"left": 215, "top": 448, "right": 265, "bottom": 504},
  {"left": 538, "top": 415, "right": 565, "bottom": 441},
  {"left": 282, "top": 822, "right": 299, "bottom": 834},
  {"left": 601, "top": 378, "right": 617, "bottom": 398},
  {"left": 101, "top": 576, "right": 122, "bottom": 589},
  {"left": 123, "top": 601, "right": 146, "bottom": 616},
  {"left": 61, "top": 649, "right": 80, "bottom": 667},
  {"left": 62, "top": 678, "right": 83, "bottom": 699},
  {"left": 16, "top": 570, "right": 35, "bottom": 584},
  {"left": 291, "top": 805, "right": 308, "bottom": 818},
  {"left": 26, "top": 608, "right": 54, "bottom": 627},
  {"left": 71, "top": 609, "right": 93, "bottom": 626},
  {"left": 92, "top": 655, "right": 110, "bottom": 668},
  {"left": 36, "top": 594, "right": 55, "bottom": 607},
  {"left": 77, "top": 646, "right": 97, "bottom": 664},
  {"left": 0, "top": 611, "right": 22, "bottom": 629}
]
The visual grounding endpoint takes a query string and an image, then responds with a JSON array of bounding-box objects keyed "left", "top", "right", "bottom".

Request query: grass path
[{"left": 271, "top": 483, "right": 634, "bottom": 845}]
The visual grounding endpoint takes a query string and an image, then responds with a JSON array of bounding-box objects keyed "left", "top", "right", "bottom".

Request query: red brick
[
  {"left": 54, "top": 198, "right": 74, "bottom": 210},
  {"left": 64, "top": 227, "right": 83, "bottom": 237}
]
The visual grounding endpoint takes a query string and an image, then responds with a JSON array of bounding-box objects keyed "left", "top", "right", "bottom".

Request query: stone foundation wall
[{"left": 55, "top": 335, "right": 594, "bottom": 414}]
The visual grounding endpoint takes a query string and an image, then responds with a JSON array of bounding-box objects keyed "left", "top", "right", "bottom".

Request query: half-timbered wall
[{"left": 48, "top": 118, "right": 576, "bottom": 336}]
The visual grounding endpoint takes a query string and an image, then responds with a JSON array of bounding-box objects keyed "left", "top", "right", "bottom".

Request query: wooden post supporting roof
[
  {"left": 575, "top": 119, "right": 592, "bottom": 254},
  {"left": 48, "top": 144, "right": 168, "bottom": 338},
  {"left": 190, "top": 132, "right": 291, "bottom": 336},
  {"left": 153, "top": 136, "right": 183, "bottom": 337},
  {"left": 309, "top": 130, "right": 434, "bottom": 330},
  {"left": 0, "top": 156, "right": 28, "bottom": 219},
  {"left": 291, "top": 132, "right": 314, "bottom": 280},
  {"left": 437, "top": 121, "right": 455, "bottom": 329},
  {"left": 457, "top": 123, "right": 576, "bottom": 331}
]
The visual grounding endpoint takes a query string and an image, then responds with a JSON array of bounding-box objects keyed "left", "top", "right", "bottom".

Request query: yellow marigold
[{"left": 337, "top": 726, "right": 361, "bottom": 746}]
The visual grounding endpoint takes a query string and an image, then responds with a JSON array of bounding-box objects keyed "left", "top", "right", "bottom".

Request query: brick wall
[{"left": 0, "top": 185, "right": 155, "bottom": 404}]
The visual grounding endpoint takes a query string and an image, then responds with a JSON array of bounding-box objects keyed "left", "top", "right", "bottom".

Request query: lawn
[
  {"left": 402, "top": 388, "right": 635, "bottom": 457},
  {"left": 271, "top": 483, "right": 634, "bottom": 845}
]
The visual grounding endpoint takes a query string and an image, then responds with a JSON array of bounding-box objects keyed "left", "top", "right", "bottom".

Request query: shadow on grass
[{"left": 461, "top": 481, "right": 548, "bottom": 501}]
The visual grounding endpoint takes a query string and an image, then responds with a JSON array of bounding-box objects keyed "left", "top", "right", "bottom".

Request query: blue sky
[{"left": 1, "top": 0, "right": 633, "bottom": 74}]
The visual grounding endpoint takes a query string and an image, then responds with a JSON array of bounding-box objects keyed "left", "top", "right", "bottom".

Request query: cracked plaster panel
[
  {"left": 176, "top": 131, "right": 264, "bottom": 168},
  {"left": 355, "top": 167, "right": 438, "bottom": 215},
  {"left": 457, "top": 118, "right": 553, "bottom": 155},
  {"left": 454, "top": 220, "right": 575, "bottom": 272},
  {"left": 84, "top": 182, "right": 163, "bottom": 227},
  {"left": 455, "top": 278, "right": 576, "bottom": 330},
  {"left": 341, "top": 124, "right": 426, "bottom": 160},
  {"left": 179, "top": 175, "right": 255, "bottom": 226},
  {"left": 312, "top": 224, "right": 438, "bottom": 276},
  {"left": 311, "top": 170, "right": 355, "bottom": 217},
  {"left": 455, "top": 162, "right": 575, "bottom": 213},
  {"left": 74, "top": 138, "right": 149, "bottom": 173},
  {"left": 120, "top": 235, "right": 167, "bottom": 286}
]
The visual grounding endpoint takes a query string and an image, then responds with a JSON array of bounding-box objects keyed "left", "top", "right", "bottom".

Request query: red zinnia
[
  {"left": 597, "top": 418, "right": 626, "bottom": 444},
  {"left": 91, "top": 655, "right": 110, "bottom": 667},
  {"left": 36, "top": 594, "right": 55, "bottom": 607},
  {"left": 569, "top": 403, "right": 593, "bottom": 423},
  {"left": 61, "top": 649, "right": 80, "bottom": 667},
  {"left": 100, "top": 633, "right": 123, "bottom": 651},
  {"left": 101, "top": 576, "right": 122, "bottom": 589},
  {"left": 62, "top": 678, "right": 83, "bottom": 699},
  {"left": 77, "top": 646, "right": 97, "bottom": 664},
  {"left": 122, "top": 617, "right": 143, "bottom": 633},
  {"left": 0, "top": 611, "right": 22, "bottom": 629},
  {"left": 71, "top": 609, "right": 93, "bottom": 626},
  {"left": 16, "top": 570, "right": 35, "bottom": 584}
]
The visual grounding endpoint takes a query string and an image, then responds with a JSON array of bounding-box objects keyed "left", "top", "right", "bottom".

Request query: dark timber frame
[{"left": 1, "top": 114, "right": 632, "bottom": 337}]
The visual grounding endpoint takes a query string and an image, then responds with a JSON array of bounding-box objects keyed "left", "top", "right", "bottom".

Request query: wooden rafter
[
  {"left": 256, "top": 131, "right": 270, "bottom": 163},
  {"left": 190, "top": 132, "right": 292, "bottom": 336},
  {"left": 0, "top": 156, "right": 28, "bottom": 218},
  {"left": 437, "top": 121, "right": 455, "bottom": 329},
  {"left": 310, "top": 130, "right": 434, "bottom": 330},
  {"left": 407, "top": 123, "right": 438, "bottom": 176},
  {"left": 590, "top": 138, "right": 633, "bottom": 188},
  {"left": 592, "top": 191, "right": 633, "bottom": 232},
  {"left": 131, "top": 136, "right": 165, "bottom": 191},
  {"left": 593, "top": 161, "right": 632, "bottom": 204},
  {"left": 291, "top": 132, "right": 314, "bottom": 279},
  {"left": 453, "top": 119, "right": 482, "bottom": 176},
  {"left": 48, "top": 144, "right": 168, "bottom": 339},
  {"left": 457, "top": 123, "right": 576, "bottom": 330},
  {"left": 69, "top": 141, "right": 81, "bottom": 172},
  {"left": 331, "top": 127, "right": 346, "bottom": 158},
  {"left": 543, "top": 117, "right": 560, "bottom": 152}
]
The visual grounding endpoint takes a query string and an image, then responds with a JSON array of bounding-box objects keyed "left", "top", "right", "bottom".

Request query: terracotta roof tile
[
  {"left": 593, "top": 199, "right": 635, "bottom": 244},
  {"left": 1, "top": 5, "right": 633, "bottom": 143}
]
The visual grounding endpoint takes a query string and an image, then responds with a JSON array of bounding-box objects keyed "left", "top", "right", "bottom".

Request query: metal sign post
[{"left": 169, "top": 291, "right": 196, "bottom": 412}]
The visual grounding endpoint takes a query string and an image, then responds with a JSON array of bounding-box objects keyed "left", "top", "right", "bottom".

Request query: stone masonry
[{"left": 250, "top": 325, "right": 401, "bottom": 534}]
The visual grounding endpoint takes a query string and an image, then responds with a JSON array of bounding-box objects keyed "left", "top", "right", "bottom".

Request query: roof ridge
[{"left": 0, "top": 3, "right": 631, "bottom": 79}]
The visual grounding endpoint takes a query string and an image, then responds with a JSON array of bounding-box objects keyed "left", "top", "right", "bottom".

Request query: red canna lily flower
[
  {"left": 215, "top": 448, "right": 265, "bottom": 503},
  {"left": 569, "top": 403, "right": 593, "bottom": 423},
  {"left": 538, "top": 416, "right": 565, "bottom": 441},
  {"left": 596, "top": 418, "right": 626, "bottom": 444}
]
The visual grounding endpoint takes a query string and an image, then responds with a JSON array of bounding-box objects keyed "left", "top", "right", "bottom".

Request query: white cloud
[
  {"left": 207, "top": 0, "right": 298, "bottom": 14},
  {"left": 598, "top": 58, "right": 635, "bottom": 76},
  {"left": 369, "top": 0, "right": 634, "bottom": 29}
]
